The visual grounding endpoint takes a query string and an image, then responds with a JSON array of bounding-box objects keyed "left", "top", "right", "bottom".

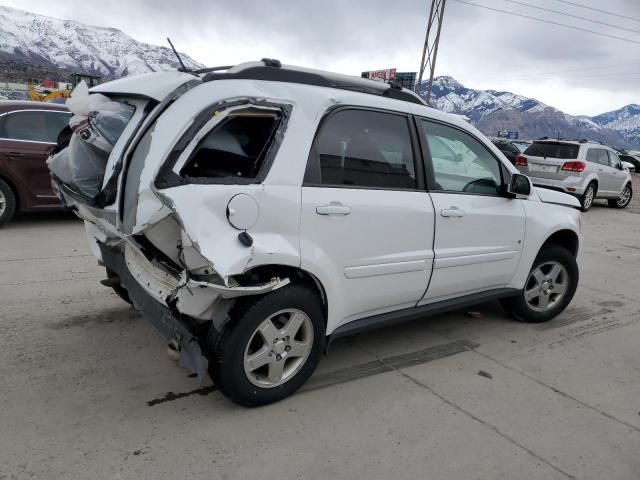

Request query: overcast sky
[{"left": 8, "top": 0, "right": 640, "bottom": 115}]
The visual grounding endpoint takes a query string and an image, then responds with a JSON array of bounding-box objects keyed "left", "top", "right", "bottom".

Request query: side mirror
[{"left": 507, "top": 173, "right": 531, "bottom": 197}]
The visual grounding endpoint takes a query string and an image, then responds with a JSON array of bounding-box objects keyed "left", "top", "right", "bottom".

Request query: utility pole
[{"left": 415, "top": 0, "right": 447, "bottom": 104}]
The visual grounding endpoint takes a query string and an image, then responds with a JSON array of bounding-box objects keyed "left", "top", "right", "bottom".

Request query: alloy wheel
[
  {"left": 243, "top": 308, "right": 314, "bottom": 388},
  {"left": 583, "top": 186, "right": 594, "bottom": 210},
  {"left": 0, "top": 189, "right": 5, "bottom": 216},
  {"left": 617, "top": 186, "right": 631, "bottom": 207},
  {"left": 524, "top": 261, "right": 569, "bottom": 312}
]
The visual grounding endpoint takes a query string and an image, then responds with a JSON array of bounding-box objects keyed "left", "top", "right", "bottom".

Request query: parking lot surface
[{"left": 1, "top": 191, "right": 640, "bottom": 479}]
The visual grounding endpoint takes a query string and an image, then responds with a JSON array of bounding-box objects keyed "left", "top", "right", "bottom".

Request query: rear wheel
[
  {"left": 0, "top": 178, "right": 16, "bottom": 226},
  {"left": 580, "top": 182, "right": 596, "bottom": 212},
  {"left": 608, "top": 183, "right": 632, "bottom": 209},
  {"left": 105, "top": 268, "right": 132, "bottom": 304},
  {"left": 205, "top": 284, "right": 325, "bottom": 406},
  {"left": 501, "top": 245, "right": 578, "bottom": 323}
]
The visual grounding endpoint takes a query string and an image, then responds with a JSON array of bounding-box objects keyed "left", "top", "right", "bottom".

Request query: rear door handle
[
  {"left": 441, "top": 207, "right": 465, "bottom": 218},
  {"left": 316, "top": 203, "right": 351, "bottom": 216}
]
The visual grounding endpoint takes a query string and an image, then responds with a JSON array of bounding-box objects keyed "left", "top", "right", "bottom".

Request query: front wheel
[
  {"left": 608, "top": 184, "right": 632, "bottom": 209},
  {"left": 205, "top": 285, "right": 325, "bottom": 406},
  {"left": 501, "top": 245, "right": 578, "bottom": 323}
]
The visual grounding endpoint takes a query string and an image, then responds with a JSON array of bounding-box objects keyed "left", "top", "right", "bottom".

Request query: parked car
[
  {"left": 0, "top": 101, "right": 70, "bottom": 225},
  {"left": 515, "top": 139, "right": 633, "bottom": 211},
  {"left": 621, "top": 160, "right": 636, "bottom": 173},
  {"left": 619, "top": 154, "right": 640, "bottom": 173},
  {"left": 51, "top": 61, "right": 582, "bottom": 406},
  {"left": 492, "top": 139, "right": 522, "bottom": 164}
]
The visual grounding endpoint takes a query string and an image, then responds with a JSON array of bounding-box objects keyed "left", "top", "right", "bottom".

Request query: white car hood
[{"left": 534, "top": 187, "right": 581, "bottom": 209}]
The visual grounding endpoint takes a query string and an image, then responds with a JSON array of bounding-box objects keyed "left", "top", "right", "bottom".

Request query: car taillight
[
  {"left": 515, "top": 155, "right": 528, "bottom": 166},
  {"left": 561, "top": 161, "right": 586, "bottom": 172}
]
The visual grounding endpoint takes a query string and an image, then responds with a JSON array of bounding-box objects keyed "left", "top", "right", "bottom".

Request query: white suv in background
[
  {"left": 50, "top": 61, "right": 582, "bottom": 406},
  {"left": 515, "top": 139, "right": 633, "bottom": 211}
]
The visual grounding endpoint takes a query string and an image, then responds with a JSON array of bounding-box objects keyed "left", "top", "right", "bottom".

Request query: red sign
[{"left": 362, "top": 68, "right": 397, "bottom": 82}]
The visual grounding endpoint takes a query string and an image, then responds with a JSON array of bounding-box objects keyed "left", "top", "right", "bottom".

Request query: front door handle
[
  {"left": 441, "top": 207, "right": 465, "bottom": 218},
  {"left": 316, "top": 203, "right": 351, "bottom": 216}
]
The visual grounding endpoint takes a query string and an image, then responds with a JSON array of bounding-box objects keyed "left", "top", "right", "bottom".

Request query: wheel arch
[
  {"left": 540, "top": 229, "right": 579, "bottom": 257},
  {"left": 233, "top": 264, "right": 328, "bottom": 323}
]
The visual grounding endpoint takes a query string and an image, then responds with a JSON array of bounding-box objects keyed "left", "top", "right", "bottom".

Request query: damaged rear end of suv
[{"left": 50, "top": 63, "right": 326, "bottom": 406}]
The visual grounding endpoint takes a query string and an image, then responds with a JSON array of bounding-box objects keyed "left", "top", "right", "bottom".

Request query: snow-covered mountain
[
  {"left": 422, "top": 77, "right": 639, "bottom": 148},
  {"left": 0, "top": 5, "right": 203, "bottom": 78},
  {"left": 422, "top": 76, "right": 547, "bottom": 122},
  {"left": 591, "top": 104, "right": 640, "bottom": 147}
]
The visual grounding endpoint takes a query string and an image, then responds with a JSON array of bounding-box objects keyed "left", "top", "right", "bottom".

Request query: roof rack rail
[
  {"left": 192, "top": 65, "right": 234, "bottom": 75},
  {"left": 201, "top": 59, "right": 427, "bottom": 106},
  {"left": 537, "top": 136, "right": 607, "bottom": 145}
]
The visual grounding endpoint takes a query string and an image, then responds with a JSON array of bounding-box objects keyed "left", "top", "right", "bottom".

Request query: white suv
[
  {"left": 515, "top": 139, "right": 633, "bottom": 211},
  {"left": 50, "top": 61, "right": 582, "bottom": 406}
]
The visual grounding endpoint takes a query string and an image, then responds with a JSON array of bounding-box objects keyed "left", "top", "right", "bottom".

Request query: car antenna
[{"left": 167, "top": 37, "right": 189, "bottom": 72}]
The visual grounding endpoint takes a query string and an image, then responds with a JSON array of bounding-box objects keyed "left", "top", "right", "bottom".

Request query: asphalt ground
[{"left": 1, "top": 189, "right": 639, "bottom": 479}]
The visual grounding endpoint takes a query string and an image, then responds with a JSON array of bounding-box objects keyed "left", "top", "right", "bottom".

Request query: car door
[
  {"left": 586, "top": 148, "right": 615, "bottom": 196},
  {"left": 300, "top": 108, "right": 435, "bottom": 331},
  {"left": 417, "top": 119, "right": 526, "bottom": 303},
  {"left": 0, "top": 109, "right": 70, "bottom": 207},
  {"left": 606, "top": 151, "right": 628, "bottom": 196}
]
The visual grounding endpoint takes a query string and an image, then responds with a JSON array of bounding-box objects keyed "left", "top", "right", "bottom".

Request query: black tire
[
  {"left": 0, "top": 178, "right": 17, "bottom": 226},
  {"left": 106, "top": 268, "right": 132, "bottom": 304},
  {"left": 204, "top": 284, "right": 325, "bottom": 406},
  {"left": 608, "top": 183, "right": 632, "bottom": 209},
  {"left": 500, "top": 245, "right": 578, "bottom": 323},
  {"left": 580, "top": 182, "right": 596, "bottom": 212}
]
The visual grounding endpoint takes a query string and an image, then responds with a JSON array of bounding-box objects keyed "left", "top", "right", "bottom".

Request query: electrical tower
[{"left": 416, "top": 0, "right": 447, "bottom": 104}]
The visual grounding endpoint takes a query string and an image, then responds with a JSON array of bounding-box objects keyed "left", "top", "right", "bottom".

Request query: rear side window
[
  {"left": 0, "top": 110, "right": 70, "bottom": 143},
  {"left": 523, "top": 142, "right": 579, "bottom": 159},
  {"left": 586, "top": 148, "right": 609, "bottom": 165},
  {"left": 306, "top": 109, "right": 416, "bottom": 190},
  {"left": 180, "top": 109, "right": 281, "bottom": 179}
]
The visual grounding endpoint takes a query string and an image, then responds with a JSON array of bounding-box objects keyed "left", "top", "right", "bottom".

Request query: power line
[
  {"left": 553, "top": 0, "right": 640, "bottom": 23},
  {"left": 476, "top": 71, "right": 640, "bottom": 82},
  {"left": 500, "top": 0, "right": 640, "bottom": 35},
  {"left": 450, "top": 0, "right": 640, "bottom": 45},
  {"left": 467, "top": 61, "right": 640, "bottom": 82}
]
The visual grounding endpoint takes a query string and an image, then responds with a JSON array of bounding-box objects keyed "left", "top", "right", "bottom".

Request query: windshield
[{"left": 523, "top": 142, "right": 579, "bottom": 159}]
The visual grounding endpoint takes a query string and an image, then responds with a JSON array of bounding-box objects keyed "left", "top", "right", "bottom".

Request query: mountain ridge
[
  {"left": 0, "top": 5, "right": 203, "bottom": 80},
  {"left": 421, "top": 76, "right": 639, "bottom": 148}
]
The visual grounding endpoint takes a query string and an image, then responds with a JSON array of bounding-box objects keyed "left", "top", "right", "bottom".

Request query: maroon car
[{"left": 0, "top": 101, "right": 71, "bottom": 225}]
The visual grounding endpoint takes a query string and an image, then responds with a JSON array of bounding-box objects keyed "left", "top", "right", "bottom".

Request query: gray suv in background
[{"left": 515, "top": 139, "right": 633, "bottom": 211}]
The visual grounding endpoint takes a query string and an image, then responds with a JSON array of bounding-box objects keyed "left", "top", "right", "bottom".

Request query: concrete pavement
[{"left": 1, "top": 203, "right": 639, "bottom": 480}]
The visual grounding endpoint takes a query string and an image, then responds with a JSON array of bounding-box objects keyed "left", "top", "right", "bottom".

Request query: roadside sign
[
  {"left": 361, "top": 68, "right": 397, "bottom": 82},
  {"left": 497, "top": 130, "right": 519, "bottom": 139},
  {"left": 394, "top": 72, "right": 417, "bottom": 90}
]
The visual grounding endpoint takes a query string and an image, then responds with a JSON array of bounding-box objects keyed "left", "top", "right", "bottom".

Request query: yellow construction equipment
[{"left": 27, "top": 73, "right": 102, "bottom": 103}]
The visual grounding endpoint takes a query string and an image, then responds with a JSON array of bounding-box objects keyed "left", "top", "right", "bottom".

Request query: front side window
[
  {"left": 180, "top": 108, "right": 281, "bottom": 180},
  {"left": 607, "top": 150, "right": 622, "bottom": 169},
  {"left": 307, "top": 109, "right": 416, "bottom": 190},
  {"left": 421, "top": 120, "right": 502, "bottom": 195},
  {"left": 0, "top": 110, "right": 70, "bottom": 143}
]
